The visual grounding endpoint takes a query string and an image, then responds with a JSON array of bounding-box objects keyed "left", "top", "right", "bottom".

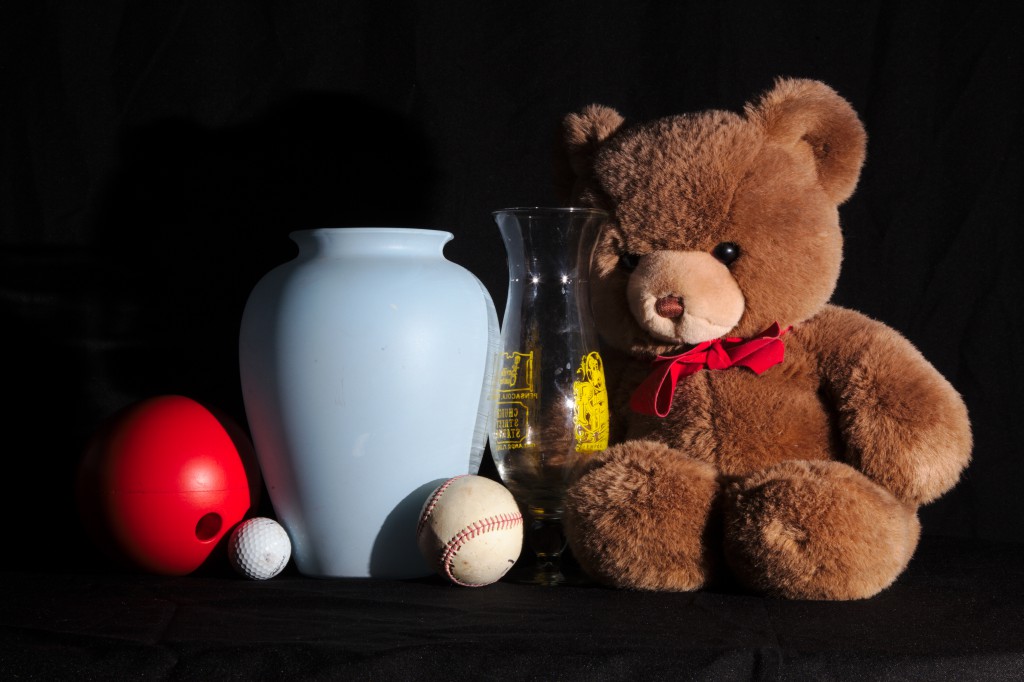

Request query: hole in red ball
[{"left": 195, "top": 513, "right": 223, "bottom": 542}]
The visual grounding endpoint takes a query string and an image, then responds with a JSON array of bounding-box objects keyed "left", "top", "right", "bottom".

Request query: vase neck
[
  {"left": 290, "top": 228, "right": 453, "bottom": 258},
  {"left": 493, "top": 208, "right": 608, "bottom": 281}
]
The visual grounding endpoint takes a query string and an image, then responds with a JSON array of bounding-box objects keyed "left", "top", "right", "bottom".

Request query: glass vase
[{"left": 490, "top": 207, "right": 610, "bottom": 585}]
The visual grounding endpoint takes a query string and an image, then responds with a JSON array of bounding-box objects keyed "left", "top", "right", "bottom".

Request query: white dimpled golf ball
[{"left": 228, "top": 517, "right": 292, "bottom": 580}]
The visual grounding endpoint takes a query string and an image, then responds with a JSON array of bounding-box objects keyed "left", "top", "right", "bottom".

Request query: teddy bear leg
[
  {"left": 723, "top": 460, "right": 920, "bottom": 600},
  {"left": 563, "top": 439, "right": 720, "bottom": 591}
]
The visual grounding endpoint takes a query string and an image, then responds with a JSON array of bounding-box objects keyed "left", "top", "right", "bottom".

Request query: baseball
[{"left": 416, "top": 475, "right": 524, "bottom": 586}]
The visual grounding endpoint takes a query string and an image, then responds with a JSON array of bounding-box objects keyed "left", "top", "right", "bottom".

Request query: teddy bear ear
[
  {"left": 555, "top": 104, "right": 625, "bottom": 203},
  {"left": 745, "top": 78, "right": 867, "bottom": 204}
]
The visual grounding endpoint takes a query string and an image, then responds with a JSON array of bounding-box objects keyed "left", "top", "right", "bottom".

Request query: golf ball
[{"left": 228, "top": 517, "right": 292, "bottom": 580}]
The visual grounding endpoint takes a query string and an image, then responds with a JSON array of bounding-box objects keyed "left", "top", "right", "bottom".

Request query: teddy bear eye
[
  {"left": 618, "top": 252, "right": 641, "bottom": 272},
  {"left": 712, "top": 242, "right": 741, "bottom": 266}
]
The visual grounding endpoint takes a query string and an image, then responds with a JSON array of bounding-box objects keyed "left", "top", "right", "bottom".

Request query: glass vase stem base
[{"left": 506, "top": 514, "right": 592, "bottom": 586}]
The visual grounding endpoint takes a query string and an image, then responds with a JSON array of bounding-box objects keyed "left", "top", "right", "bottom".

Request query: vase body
[
  {"left": 489, "top": 207, "right": 610, "bottom": 584},
  {"left": 239, "top": 228, "right": 498, "bottom": 578}
]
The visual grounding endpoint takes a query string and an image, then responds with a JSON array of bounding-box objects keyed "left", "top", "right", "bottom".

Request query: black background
[{"left": 2, "top": 1, "right": 1021, "bottom": 572}]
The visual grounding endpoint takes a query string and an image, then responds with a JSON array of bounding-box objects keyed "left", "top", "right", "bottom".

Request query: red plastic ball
[{"left": 78, "top": 395, "right": 258, "bottom": 575}]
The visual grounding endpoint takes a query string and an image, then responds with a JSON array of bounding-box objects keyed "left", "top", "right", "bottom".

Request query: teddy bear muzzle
[{"left": 626, "top": 250, "right": 745, "bottom": 345}]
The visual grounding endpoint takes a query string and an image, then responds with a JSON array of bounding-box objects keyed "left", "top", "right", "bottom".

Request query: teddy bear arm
[{"left": 810, "top": 308, "right": 972, "bottom": 506}]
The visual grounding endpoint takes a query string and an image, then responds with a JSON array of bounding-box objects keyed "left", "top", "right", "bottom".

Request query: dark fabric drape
[{"left": 2, "top": 0, "right": 1020, "bottom": 559}]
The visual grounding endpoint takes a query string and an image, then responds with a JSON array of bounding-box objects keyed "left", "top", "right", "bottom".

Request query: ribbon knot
[{"left": 630, "top": 322, "right": 791, "bottom": 417}]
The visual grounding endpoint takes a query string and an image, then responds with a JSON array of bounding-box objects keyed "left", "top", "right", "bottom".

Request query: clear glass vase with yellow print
[{"left": 490, "top": 207, "right": 610, "bottom": 585}]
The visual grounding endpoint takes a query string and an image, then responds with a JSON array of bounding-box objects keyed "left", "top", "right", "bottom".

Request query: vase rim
[
  {"left": 492, "top": 206, "right": 609, "bottom": 218},
  {"left": 289, "top": 227, "right": 453, "bottom": 238}
]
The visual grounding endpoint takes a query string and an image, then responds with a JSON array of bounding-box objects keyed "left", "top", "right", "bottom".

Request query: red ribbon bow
[{"left": 630, "top": 322, "right": 791, "bottom": 417}]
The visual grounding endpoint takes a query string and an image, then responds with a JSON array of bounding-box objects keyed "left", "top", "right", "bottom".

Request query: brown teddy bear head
[{"left": 561, "top": 78, "right": 867, "bottom": 356}]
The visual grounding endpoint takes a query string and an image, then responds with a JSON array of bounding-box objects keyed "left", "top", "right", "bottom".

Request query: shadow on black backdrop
[{"left": 92, "top": 91, "right": 437, "bottom": 418}]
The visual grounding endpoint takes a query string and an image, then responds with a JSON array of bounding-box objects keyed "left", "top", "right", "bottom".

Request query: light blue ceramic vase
[{"left": 239, "top": 228, "right": 499, "bottom": 578}]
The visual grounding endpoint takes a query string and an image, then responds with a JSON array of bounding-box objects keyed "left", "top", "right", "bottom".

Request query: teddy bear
[{"left": 556, "top": 77, "right": 972, "bottom": 599}]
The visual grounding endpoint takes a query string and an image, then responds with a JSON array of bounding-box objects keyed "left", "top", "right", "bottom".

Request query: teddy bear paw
[
  {"left": 723, "top": 460, "right": 920, "bottom": 600},
  {"left": 564, "top": 440, "right": 719, "bottom": 591}
]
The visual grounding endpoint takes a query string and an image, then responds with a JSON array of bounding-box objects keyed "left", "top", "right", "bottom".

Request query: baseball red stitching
[
  {"left": 416, "top": 475, "right": 465, "bottom": 537},
  {"left": 441, "top": 512, "right": 524, "bottom": 587}
]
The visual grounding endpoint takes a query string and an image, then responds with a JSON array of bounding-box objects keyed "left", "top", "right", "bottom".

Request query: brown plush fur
[{"left": 559, "top": 78, "right": 972, "bottom": 599}]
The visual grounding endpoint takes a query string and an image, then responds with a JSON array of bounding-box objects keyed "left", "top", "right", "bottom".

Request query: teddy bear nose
[{"left": 655, "top": 295, "right": 684, "bottom": 319}]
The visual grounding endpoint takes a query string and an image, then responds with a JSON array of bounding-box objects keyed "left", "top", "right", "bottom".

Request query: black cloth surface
[{"left": 3, "top": 536, "right": 1023, "bottom": 680}]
